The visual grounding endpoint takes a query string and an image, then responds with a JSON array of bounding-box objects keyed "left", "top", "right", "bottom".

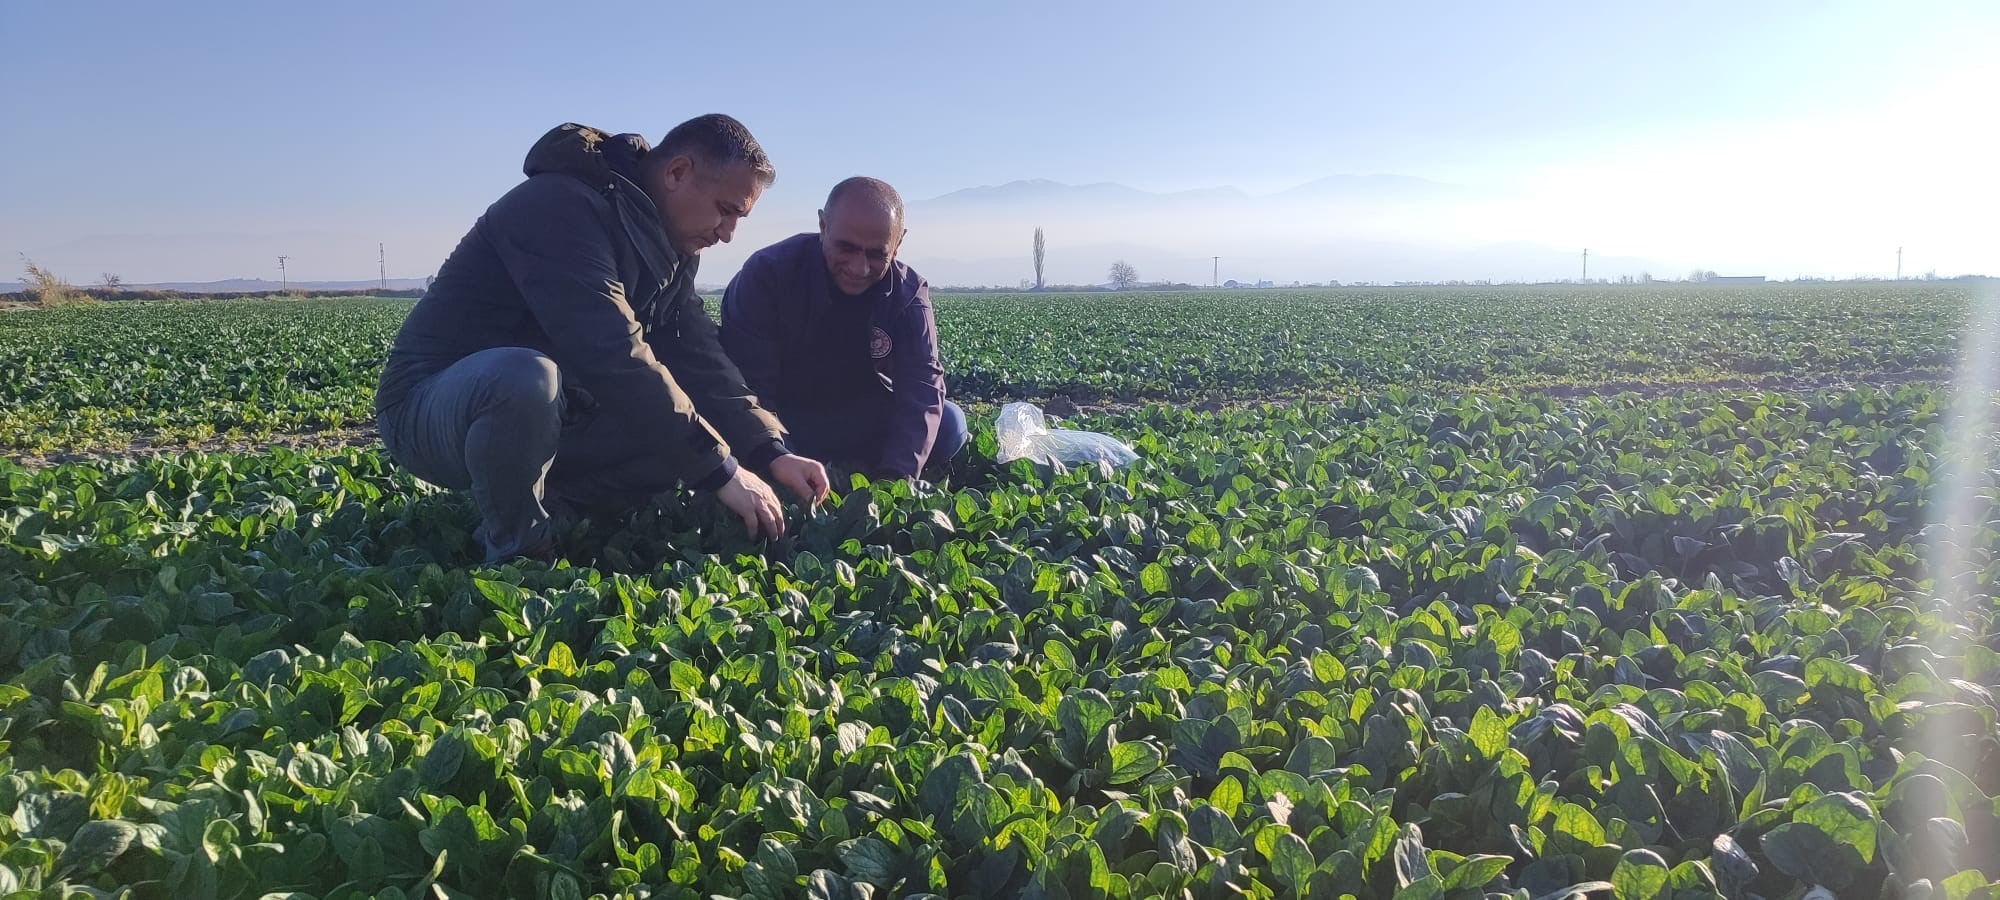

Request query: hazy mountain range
[
  {"left": 922, "top": 174, "right": 1466, "bottom": 216},
  {"left": 896, "top": 176, "right": 1669, "bottom": 287},
  {"left": 7, "top": 174, "right": 1690, "bottom": 291}
]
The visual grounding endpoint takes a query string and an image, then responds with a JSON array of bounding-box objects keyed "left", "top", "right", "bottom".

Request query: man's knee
[
  {"left": 931, "top": 399, "right": 970, "bottom": 465},
  {"left": 940, "top": 399, "right": 968, "bottom": 440},
  {"left": 473, "top": 348, "right": 563, "bottom": 422},
  {"left": 479, "top": 348, "right": 560, "bottom": 401}
]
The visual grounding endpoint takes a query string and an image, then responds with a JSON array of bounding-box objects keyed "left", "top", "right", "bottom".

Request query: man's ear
[
  {"left": 659, "top": 154, "right": 696, "bottom": 190},
  {"left": 816, "top": 209, "right": 828, "bottom": 232}
]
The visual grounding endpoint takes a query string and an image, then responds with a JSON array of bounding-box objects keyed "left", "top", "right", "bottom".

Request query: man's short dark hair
[
  {"left": 825, "top": 176, "right": 904, "bottom": 227},
  {"left": 655, "top": 113, "right": 776, "bottom": 186}
]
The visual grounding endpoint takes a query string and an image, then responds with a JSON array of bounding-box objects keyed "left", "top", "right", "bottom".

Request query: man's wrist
[
  {"left": 742, "top": 439, "right": 790, "bottom": 470},
  {"left": 691, "top": 457, "right": 739, "bottom": 492}
]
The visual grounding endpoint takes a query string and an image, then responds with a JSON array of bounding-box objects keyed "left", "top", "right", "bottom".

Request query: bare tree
[
  {"left": 1033, "top": 227, "right": 1046, "bottom": 291},
  {"left": 1108, "top": 260, "right": 1138, "bottom": 291},
  {"left": 100, "top": 273, "right": 124, "bottom": 290}
]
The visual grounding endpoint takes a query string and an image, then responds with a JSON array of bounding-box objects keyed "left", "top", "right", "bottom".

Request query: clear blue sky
[{"left": 3, "top": 1, "right": 1994, "bottom": 283}]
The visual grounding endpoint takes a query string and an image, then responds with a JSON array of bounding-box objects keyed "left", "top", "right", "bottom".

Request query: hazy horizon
[{"left": 4, "top": 2, "right": 1994, "bottom": 287}]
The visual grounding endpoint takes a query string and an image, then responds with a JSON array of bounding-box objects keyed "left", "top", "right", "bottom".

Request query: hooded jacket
[
  {"left": 719, "top": 232, "right": 944, "bottom": 479},
  {"left": 377, "top": 123, "right": 785, "bottom": 487}
]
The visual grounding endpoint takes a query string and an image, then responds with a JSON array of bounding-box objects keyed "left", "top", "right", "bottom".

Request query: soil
[
  {"left": 7, "top": 369, "right": 1956, "bottom": 469},
  {"left": 12, "top": 424, "right": 381, "bottom": 469},
  {"left": 1039, "top": 369, "right": 1954, "bottom": 418}
]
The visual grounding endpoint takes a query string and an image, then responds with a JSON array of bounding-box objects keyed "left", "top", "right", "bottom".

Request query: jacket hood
[
  {"left": 521, "top": 123, "right": 688, "bottom": 329},
  {"left": 523, "top": 123, "right": 653, "bottom": 183}
]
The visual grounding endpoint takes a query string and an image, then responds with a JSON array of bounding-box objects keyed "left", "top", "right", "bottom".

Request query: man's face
[
  {"left": 819, "top": 200, "right": 903, "bottom": 296},
  {"left": 643, "top": 156, "right": 763, "bottom": 256}
]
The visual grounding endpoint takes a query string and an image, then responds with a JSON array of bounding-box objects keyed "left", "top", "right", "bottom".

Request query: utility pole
[
  {"left": 1212, "top": 256, "right": 1220, "bottom": 287},
  {"left": 278, "top": 255, "right": 290, "bottom": 292},
  {"left": 1581, "top": 248, "right": 1589, "bottom": 283},
  {"left": 379, "top": 243, "right": 387, "bottom": 291},
  {"left": 1896, "top": 247, "right": 1903, "bottom": 281}
]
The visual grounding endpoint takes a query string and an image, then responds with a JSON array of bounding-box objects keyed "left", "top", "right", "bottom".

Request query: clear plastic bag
[{"left": 994, "top": 402, "right": 1139, "bottom": 470}]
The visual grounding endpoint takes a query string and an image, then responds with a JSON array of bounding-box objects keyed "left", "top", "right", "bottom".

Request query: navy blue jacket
[{"left": 720, "top": 233, "right": 945, "bottom": 479}]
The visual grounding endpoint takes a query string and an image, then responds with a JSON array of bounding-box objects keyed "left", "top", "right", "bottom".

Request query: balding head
[
  {"left": 819, "top": 176, "right": 908, "bottom": 296},
  {"left": 824, "top": 177, "right": 904, "bottom": 229}
]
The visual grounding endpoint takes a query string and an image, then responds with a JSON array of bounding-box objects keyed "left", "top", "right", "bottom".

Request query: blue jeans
[
  {"left": 377, "top": 347, "right": 683, "bottom": 561},
  {"left": 934, "top": 399, "right": 971, "bottom": 467}
]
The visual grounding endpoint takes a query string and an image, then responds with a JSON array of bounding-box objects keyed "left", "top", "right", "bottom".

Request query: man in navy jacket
[{"left": 720, "top": 178, "right": 967, "bottom": 482}]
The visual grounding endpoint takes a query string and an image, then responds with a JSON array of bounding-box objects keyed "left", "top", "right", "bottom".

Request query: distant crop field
[
  {"left": 937, "top": 284, "right": 1970, "bottom": 402},
  {"left": 0, "top": 284, "right": 1976, "bottom": 454},
  {"left": 0, "top": 284, "right": 1995, "bottom": 897}
]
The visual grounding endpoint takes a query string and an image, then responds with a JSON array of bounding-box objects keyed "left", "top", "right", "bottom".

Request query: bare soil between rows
[
  {"left": 1042, "top": 368, "right": 1953, "bottom": 416},
  {"left": 12, "top": 424, "right": 382, "bottom": 470},
  {"left": 6, "top": 369, "right": 1954, "bottom": 470}
]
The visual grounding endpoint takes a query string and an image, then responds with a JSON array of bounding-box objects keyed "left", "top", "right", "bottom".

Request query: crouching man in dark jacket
[
  {"left": 375, "top": 115, "right": 829, "bottom": 563},
  {"left": 719, "top": 178, "right": 968, "bottom": 484}
]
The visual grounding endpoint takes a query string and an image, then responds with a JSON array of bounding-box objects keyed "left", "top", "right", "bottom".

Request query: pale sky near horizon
[{"left": 2, "top": 1, "right": 1994, "bottom": 284}]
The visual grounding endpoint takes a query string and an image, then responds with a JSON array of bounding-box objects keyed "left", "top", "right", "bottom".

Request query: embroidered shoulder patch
[{"left": 869, "top": 327, "right": 893, "bottom": 359}]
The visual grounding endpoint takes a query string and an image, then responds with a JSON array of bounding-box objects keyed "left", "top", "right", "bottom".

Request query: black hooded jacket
[{"left": 377, "top": 123, "right": 785, "bottom": 486}]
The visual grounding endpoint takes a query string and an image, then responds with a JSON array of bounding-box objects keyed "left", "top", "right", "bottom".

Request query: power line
[
  {"left": 379, "top": 243, "right": 387, "bottom": 291},
  {"left": 1581, "top": 248, "right": 1589, "bottom": 283},
  {"left": 277, "top": 255, "right": 290, "bottom": 293}
]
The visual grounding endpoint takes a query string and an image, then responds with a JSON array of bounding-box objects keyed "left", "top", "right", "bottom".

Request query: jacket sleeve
[
  {"left": 874, "top": 277, "right": 946, "bottom": 480},
  {"left": 480, "top": 176, "right": 735, "bottom": 487},
  {"left": 719, "top": 255, "right": 786, "bottom": 408},
  {"left": 656, "top": 292, "right": 790, "bottom": 469}
]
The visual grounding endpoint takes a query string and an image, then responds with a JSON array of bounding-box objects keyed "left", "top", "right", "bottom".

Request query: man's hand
[
  {"left": 716, "top": 467, "right": 786, "bottom": 540},
  {"left": 767, "top": 453, "right": 830, "bottom": 507}
]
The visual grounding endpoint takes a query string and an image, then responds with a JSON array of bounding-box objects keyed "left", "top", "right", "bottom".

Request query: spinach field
[{"left": 1, "top": 285, "right": 1995, "bottom": 899}]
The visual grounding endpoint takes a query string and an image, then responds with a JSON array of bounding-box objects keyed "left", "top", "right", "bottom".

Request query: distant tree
[
  {"left": 101, "top": 273, "right": 123, "bottom": 290},
  {"left": 1033, "top": 227, "right": 1046, "bottom": 291},
  {"left": 1108, "top": 260, "right": 1138, "bottom": 291}
]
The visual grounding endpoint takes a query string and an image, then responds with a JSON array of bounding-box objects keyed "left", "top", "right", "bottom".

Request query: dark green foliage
[{"left": 2, "top": 384, "right": 1997, "bottom": 897}]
